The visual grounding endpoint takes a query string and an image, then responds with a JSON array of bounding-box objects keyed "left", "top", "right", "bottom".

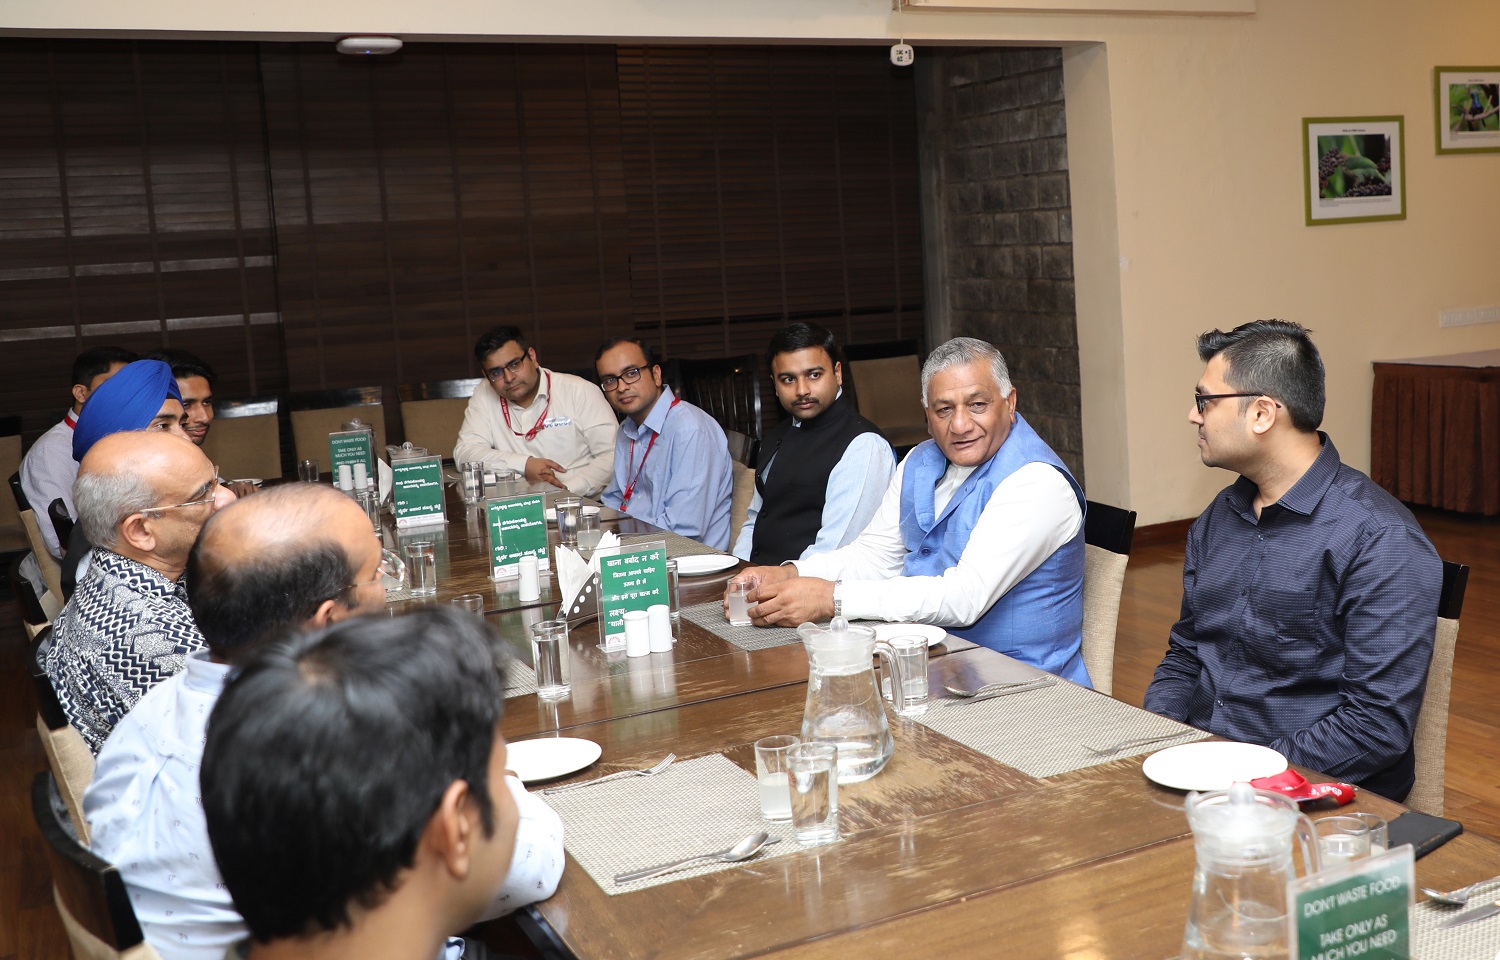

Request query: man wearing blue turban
[{"left": 72, "top": 358, "right": 190, "bottom": 462}]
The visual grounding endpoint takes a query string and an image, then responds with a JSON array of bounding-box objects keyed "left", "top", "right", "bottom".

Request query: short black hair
[
  {"left": 766, "top": 322, "right": 840, "bottom": 369},
  {"left": 201, "top": 607, "right": 508, "bottom": 942},
  {"left": 186, "top": 486, "right": 360, "bottom": 662},
  {"left": 144, "top": 348, "right": 216, "bottom": 384},
  {"left": 594, "top": 336, "right": 657, "bottom": 367},
  {"left": 474, "top": 326, "right": 529, "bottom": 365},
  {"left": 71, "top": 346, "right": 139, "bottom": 388},
  {"left": 1197, "top": 319, "right": 1325, "bottom": 431}
]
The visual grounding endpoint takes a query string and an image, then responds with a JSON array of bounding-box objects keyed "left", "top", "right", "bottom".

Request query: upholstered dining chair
[
  {"left": 201, "top": 396, "right": 283, "bottom": 481},
  {"left": 0, "top": 415, "right": 26, "bottom": 554},
  {"left": 398, "top": 378, "right": 481, "bottom": 463},
  {"left": 1080, "top": 500, "right": 1137, "bottom": 697},
  {"left": 9, "top": 470, "right": 66, "bottom": 602},
  {"left": 48, "top": 497, "right": 75, "bottom": 552},
  {"left": 669, "top": 355, "right": 764, "bottom": 455},
  {"left": 729, "top": 461, "right": 757, "bottom": 548},
  {"left": 288, "top": 386, "right": 386, "bottom": 475},
  {"left": 32, "top": 771, "right": 163, "bottom": 960},
  {"left": 842, "top": 340, "right": 927, "bottom": 456},
  {"left": 1407, "top": 560, "right": 1469, "bottom": 817},
  {"left": 30, "top": 628, "right": 95, "bottom": 843}
]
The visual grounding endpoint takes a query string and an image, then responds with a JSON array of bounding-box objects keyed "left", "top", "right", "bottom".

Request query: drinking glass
[
  {"left": 884, "top": 634, "right": 930, "bottom": 715},
  {"left": 1315, "top": 815, "right": 1371, "bottom": 866},
  {"left": 556, "top": 497, "right": 582, "bottom": 547},
  {"left": 754, "top": 735, "right": 800, "bottom": 822},
  {"left": 297, "top": 459, "right": 319, "bottom": 483},
  {"left": 726, "top": 579, "right": 756, "bottom": 626},
  {"left": 665, "top": 558, "right": 681, "bottom": 621},
  {"left": 405, "top": 541, "right": 437, "bottom": 597},
  {"left": 531, "top": 619, "right": 572, "bottom": 700},
  {"left": 460, "top": 461, "right": 485, "bottom": 503},
  {"left": 1347, "top": 813, "right": 1389, "bottom": 854},
  {"left": 354, "top": 487, "right": 380, "bottom": 532},
  {"left": 787, "top": 742, "right": 839, "bottom": 845},
  {"left": 576, "top": 508, "right": 602, "bottom": 551},
  {"left": 451, "top": 594, "right": 484, "bottom": 616},
  {"left": 493, "top": 467, "right": 520, "bottom": 497}
]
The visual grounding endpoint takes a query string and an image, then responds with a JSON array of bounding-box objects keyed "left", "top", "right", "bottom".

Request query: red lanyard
[
  {"left": 620, "top": 397, "right": 681, "bottom": 508},
  {"left": 500, "top": 371, "right": 551, "bottom": 441}
]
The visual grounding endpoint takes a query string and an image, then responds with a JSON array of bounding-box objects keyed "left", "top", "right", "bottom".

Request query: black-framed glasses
[
  {"left": 599, "top": 366, "right": 644, "bottom": 392},
  {"left": 484, "top": 355, "right": 529, "bottom": 382},
  {"left": 143, "top": 467, "right": 222, "bottom": 514},
  {"left": 1194, "top": 392, "right": 1267, "bottom": 414}
]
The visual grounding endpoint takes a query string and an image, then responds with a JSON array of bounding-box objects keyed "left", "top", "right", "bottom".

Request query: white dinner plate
[
  {"left": 672, "top": 554, "right": 740, "bottom": 576},
  {"left": 872, "top": 622, "right": 947, "bottom": 648},
  {"left": 1141, "top": 741, "right": 1287, "bottom": 791},
  {"left": 507, "top": 737, "right": 603, "bottom": 784}
]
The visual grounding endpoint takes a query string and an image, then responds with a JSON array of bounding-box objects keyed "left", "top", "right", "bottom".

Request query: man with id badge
[{"left": 454, "top": 325, "right": 618, "bottom": 497}]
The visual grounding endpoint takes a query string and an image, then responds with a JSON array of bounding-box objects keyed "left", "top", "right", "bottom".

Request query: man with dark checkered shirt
[{"left": 1145, "top": 320, "right": 1441, "bottom": 801}]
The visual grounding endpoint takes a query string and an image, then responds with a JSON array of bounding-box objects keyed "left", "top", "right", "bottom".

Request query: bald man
[{"left": 44, "top": 431, "right": 234, "bottom": 753}]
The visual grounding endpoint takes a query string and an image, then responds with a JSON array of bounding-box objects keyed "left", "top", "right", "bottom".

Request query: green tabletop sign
[
  {"left": 328, "top": 427, "right": 374, "bottom": 481},
  {"left": 594, "top": 541, "right": 669, "bottom": 645},
  {"left": 391, "top": 455, "right": 446, "bottom": 527},
  {"left": 487, "top": 494, "right": 548, "bottom": 576},
  {"left": 1290, "top": 844, "right": 1413, "bottom": 960}
]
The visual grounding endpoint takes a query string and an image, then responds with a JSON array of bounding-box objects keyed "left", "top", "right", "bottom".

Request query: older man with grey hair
[
  {"left": 44, "top": 430, "right": 235, "bottom": 753},
  {"left": 734, "top": 336, "right": 1090, "bottom": 685}
]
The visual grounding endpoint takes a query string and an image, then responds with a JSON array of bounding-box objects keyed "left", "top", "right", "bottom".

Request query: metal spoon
[
  {"left": 1423, "top": 877, "right": 1500, "bottom": 905},
  {"left": 614, "top": 832, "right": 775, "bottom": 884}
]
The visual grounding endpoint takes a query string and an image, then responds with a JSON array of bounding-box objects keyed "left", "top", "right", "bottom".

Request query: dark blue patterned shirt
[{"left": 1144, "top": 435, "right": 1441, "bottom": 800}]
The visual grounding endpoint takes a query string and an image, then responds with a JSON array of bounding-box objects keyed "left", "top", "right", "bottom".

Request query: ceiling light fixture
[{"left": 335, "top": 36, "right": 403, "bottom": 56}]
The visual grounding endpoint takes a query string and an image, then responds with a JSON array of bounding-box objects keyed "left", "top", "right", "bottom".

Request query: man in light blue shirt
[
  {"left": 596, "top": 337, "right": 733, "bottom": 550},
  {"left": 733, "top": 323, "right": 894, "bottom": 564}
]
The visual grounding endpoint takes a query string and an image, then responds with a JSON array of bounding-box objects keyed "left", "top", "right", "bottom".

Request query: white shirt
[
  {"left": 793, "top": 457, "right": 1082, "bottom": 627},
  {"left": 454, "top": 368, "right": 617, "bottom": 498},
  {"left": 19, "top": 414, "right": 77, "bottom": 560},
  {"left": 85, "top": 653, "right": 565, "bottom": 960}
]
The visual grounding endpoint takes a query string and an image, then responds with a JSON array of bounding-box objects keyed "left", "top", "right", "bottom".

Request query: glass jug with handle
[
  {"left": 796, "top": 617, "right": 910, "bottom": 784},
  {"left": 1182, "top": 781, "right": 1322, "bottom": 960}
]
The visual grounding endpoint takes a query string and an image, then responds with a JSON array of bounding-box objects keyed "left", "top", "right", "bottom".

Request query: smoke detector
[{"left": 336, "top": 36, "right": 403, "bottom": 55}]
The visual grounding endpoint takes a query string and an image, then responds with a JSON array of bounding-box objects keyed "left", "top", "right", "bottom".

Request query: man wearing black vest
[{"left": 732, "top": 323, "right": 895, "bottom": 565}]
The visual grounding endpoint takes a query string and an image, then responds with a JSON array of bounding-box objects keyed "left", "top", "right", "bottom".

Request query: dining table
[{"left": 377, "top": 475, "right": 1500, "bottom": 960}]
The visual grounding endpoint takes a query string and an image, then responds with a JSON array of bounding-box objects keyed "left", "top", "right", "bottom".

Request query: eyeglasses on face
[
  {"left": 1193, "top": 392, "right": 1267, "bottom": 415},
  {"left": 484, "top": 354, "right": 529, "bottom": 382},
  {"left": 143, "top": 467, "right": 222, "bottom": 514},
  {"left": 599, "top": 366, "right": 645, "bottom": 392}
]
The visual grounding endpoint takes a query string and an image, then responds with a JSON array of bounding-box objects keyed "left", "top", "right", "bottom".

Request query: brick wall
[{"left": 923, "top": 47, "right": 1082, "bottom": 481}]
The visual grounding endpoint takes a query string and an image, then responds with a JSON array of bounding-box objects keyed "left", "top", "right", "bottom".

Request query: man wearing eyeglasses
[
  {"left": 595, "top": 337, "right": 734, "bottom": 549},
  {"left": 454, "top": 325, "right": 617, "bottom": 497},
  {"left": 44, "top": 430, "right": 236, "bottom": 753},
  {"left": 1145, "top": 320, "right": 1442, "bottom": 801}
]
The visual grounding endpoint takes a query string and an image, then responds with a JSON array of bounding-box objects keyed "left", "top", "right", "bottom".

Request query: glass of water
[
  {"left": 665, "top": 558, "right": 681, "bottom": 621},
  {"left": 297, "top": 459, "right": 320, "bottom": 483},
  {"left": 754, "top": 735, "right": 800, "bottom": 822},
  {"left": 726, "top": 578, "right": 756, "bottom": 626},
  {"left": 450, "top": 593, "right": 484, "bottom": 616},
  {"left": 576, "top": 508, "right": 602, "bottom": 551},
  {"left": 1347, "top": 812, "right": 1388, "bottom": 854},
  {"left": 556, "top": 497, "right": 582, "bottom": 547},
  {"left": 405, "top": 542, "right": 437, "bottom": 597},
  {"left": 884, "top": 634, "right": 930, "bottom": 715},
  {"left": 1315, "top": 815, "right": 1371, "bottom": 866},
  {"left": 787, "top": 742, "right": 839, "bottom": 845},
  {"left": 460, "top": 461, "right": 485, "bottom": 503},
  {"left": 531, "top": 619, "right": 572, "bottom": 700}
]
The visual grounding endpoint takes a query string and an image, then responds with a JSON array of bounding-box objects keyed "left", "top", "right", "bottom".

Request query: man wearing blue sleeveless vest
[{"left": 735, "top": 337, "right": 1090, "bottom": 686}]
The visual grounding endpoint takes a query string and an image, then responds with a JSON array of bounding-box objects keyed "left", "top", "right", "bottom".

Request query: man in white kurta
[{"left": 453, "top": 325, "right": 616, "bottom": 497}]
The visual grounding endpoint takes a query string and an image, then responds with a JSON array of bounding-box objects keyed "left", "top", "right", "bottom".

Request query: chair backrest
[
  {"left": 399, "top": 379, "right": 481, "bottom": 463},
  {"left": 288, "top": 386, "right": 386, "bottom": 475},
  {"left": 31, "top": 772, "right": 161, "bottom": 960},
  {"left": 30, "top": 629, "right": 96, "bottom": 842},
  {"left": 11, "top": 470, "right": 66, "bottom": 601},
  {"left": 843, "top": 341, "right": 928, "bottom": 452},
  {"left": 10, "top": 552, "right": 52, "bottom": 630},
  {"left": 729, "top": 461, "right": 756, "bottom": 548},
  {"left": 724, "top": 428, "right": 758, "bottom": 468},
  {"left": 1079, "top": 500, "right": 1137, "bottom": 697},
  {"left": 49, "top": 497, "right": 75, "bottom": 550},
  {"left": 202, "top": 396, "right": 283, "bottom": 481},
  {"left": 670, "top": 355, "right": 763, "bottom": 445},
  {"left": 1408, "top": 560, "right": 1468, "bottom": 816},
  {"left": 0, "top": 419, "right": 26, "bottom": 553}
]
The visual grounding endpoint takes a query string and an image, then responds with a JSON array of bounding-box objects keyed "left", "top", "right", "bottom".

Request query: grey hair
[
  {"left": 920, "top": 337, "right": 1013, "bottom": 406},
  {"left": 74, "top": 467, "right": 162, "bottom": 549}
]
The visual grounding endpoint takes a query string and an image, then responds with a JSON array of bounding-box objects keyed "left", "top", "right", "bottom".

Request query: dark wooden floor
[{"left": 2, "top": 505, "right": 1496, "bottom": 959}]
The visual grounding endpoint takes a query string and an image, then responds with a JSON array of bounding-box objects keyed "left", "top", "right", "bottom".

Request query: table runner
[
  {"left": 541, "top": 754, "right": 799, "bottom": 894},
  {"left": 1411, "top": 900, "right": 1500, "bottom": 957},
  {"left": 680, "top": 601, "right": 804, "bottom": 650},
  {"left": 504, "top": 662, "right": 538, "bottom": 699},
  {"left": 913, "top": 679, "right": 1209, "bottom": 778},
  {"left": 619, "top": 530, "right": 725, "bottom": 559}
]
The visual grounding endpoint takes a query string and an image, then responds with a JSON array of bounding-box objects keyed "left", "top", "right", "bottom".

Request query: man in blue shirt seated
[
  {"left": 732, "top": 323, "right": 895, "bottom": 565},
  {"left": 1145, "top": 319, "right": 1442, "bottom": 801},
  {"left": 596, "top": 337, "right": 734, "bottom": 550},
  {"left": 201, "top": 607, "right": 524, "bottom": 960}
]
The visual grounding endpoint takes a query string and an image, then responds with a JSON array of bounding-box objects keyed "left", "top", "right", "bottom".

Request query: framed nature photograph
[
  {"left": 1303, "top": 116, "right": 1405, "bottom": 226},
  {"left": 1435, "top": 66, "right": 1500, "bottom": 154}
]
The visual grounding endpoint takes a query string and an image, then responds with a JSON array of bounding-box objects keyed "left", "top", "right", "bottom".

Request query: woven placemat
[
  {"left": 541, "top": 754, "right": 800, "bottom": 894},
  {"left": 680, "top": 602, "right": 804, "bottom": 651},
  {"left": 1412, "top": 899, "right": 1500, "bottom": 957},
  {"left": 619, "top": 530, "right": 724, "bottom": 559},
  {"left": 504, "top": 663, "right": 537, "bottom": 699},
  {"left": 913, "top": 679, "right": 1209, "bottom": 778}
]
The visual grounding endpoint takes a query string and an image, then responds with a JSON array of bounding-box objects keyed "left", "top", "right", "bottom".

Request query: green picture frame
[
  {"left": 1302, "top": 116, "right": 1406, "bottom": 226},
  {"left": 1434, "top": 66, "right": 1500, "bottom": 155}
]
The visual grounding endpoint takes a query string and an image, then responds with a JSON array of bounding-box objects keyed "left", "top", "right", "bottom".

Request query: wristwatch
[{"left": 832, "top": 579, "right": 843, "bottom": 620}]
